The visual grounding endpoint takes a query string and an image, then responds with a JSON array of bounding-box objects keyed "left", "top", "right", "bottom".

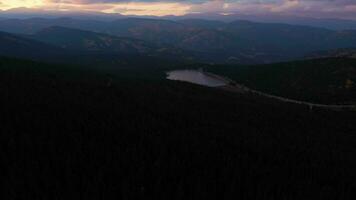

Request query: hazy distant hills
[
  {"left": 30, "top": 26, "right": 159, "bottom": 54},
  {"left": 30, "top": 26, "right": 198, "bottom": 62},
  {"left": 178, "top": 19, "right": 226, "bottom": 29},
  {"left": 1, "top": 17, "right": 356, "bottom": 64},
  {"left": 219, "top": 21, "right": 356, "bottom": 56},
  {"left": 177, "top": 14, "right": 356, "bottom": 30},
  {"left": 2, "top": 9, "right": 356, "bottom": 30},
  {"left": 0, "top": 17, "right": 107, "bottom": 34}
]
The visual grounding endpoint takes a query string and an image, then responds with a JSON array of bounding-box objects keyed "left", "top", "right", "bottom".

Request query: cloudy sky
[{"left": 0, "top": 0, "right": 356, "bottom": 19}]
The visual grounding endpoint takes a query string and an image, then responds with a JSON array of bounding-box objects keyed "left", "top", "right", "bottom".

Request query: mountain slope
[
  {"left": 222, "top": 20, "right": 356, "bottom": 56},
  {"left": 102, "top": 19, "right": 356, "bottom": 62},
  {"left": 208, "top": 58, "right": 356, "bottom": 104},
  {"left": 29, "top": 26, "right": 198, "bottom": 62},
  {"left": 2, "top": 18, "right": 356, "bottom": 64},
  {"left": 307, "top": 48, "right": 356, "bottom": 59},
  {"left": 178, "top": 19, "right": 226, "bottom": 29},
  {"left": 0, "top": 31, "right": 64, "bottom": 59},
  {"left": 0, "top": 28, "right": 196, "bottom": 66},
  {"left": 30, "top": 26, "right": 158, "bottom": 54}
]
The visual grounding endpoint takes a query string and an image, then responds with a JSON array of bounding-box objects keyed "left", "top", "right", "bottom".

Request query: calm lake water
[{"left": 166, "top": 70, "right": 228, "bottom": 87}]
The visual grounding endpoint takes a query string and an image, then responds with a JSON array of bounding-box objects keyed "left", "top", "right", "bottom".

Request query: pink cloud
[{"left": 1, "top": 0, "right": 356, "bottom": 19}]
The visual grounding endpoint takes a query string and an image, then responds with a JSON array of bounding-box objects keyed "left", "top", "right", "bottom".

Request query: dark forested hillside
[
  {"left": 307, "top": 48, "right": 356, "bottom": 59},
  {"left": 0, "top": 30, "right": 195, "bottom": 67},
  {"left": 1, "top": 57, "right": 356, "bottom": 199},
  {"left": 0, "top": 31, "right": 64, "bottom": 59},
  {"left": 208, "top": 58, "right": 356, "bottom": 104},
  {"left": 28, "top": 26, "right": 197, "bottom": 61}
]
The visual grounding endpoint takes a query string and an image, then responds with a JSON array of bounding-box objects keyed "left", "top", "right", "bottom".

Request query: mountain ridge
[{"left": 2, "top": 18, "right": 356, "bottom": 64}]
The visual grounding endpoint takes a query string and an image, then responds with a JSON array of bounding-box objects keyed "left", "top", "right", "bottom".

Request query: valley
[{"left": 1, "top": 14, "right": 356, "bottom": 199}]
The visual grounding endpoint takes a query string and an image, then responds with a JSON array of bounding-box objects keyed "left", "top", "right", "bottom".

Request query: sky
[{"left": 0, "top": 0, "right": 356, "bottom": 19}]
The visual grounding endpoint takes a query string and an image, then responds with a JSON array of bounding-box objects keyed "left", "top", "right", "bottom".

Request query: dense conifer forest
[
  {"left": 1, "top": 57, "right": 356, "bottom": 199},
  {"left": 207, "top": 58, "right": 356, "bottom": 104}
]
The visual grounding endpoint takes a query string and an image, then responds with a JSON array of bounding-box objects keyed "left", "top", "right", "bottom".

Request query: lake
[{"left": 166, "top": 70, "right": 228, "bottom": 87}]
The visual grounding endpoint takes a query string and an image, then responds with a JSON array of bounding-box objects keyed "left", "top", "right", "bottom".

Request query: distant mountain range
[
  {"left": 1, "top": 17, "right": 356, "bottom": 64},
  {"left": 173, "top": 14, "right": 356, "bottom": 30},
  {"left": 2, "top": 9, "right": 356, "bottom": 30}
]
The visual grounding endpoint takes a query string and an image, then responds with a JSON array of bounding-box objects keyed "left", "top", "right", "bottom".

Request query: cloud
[
  {"left": 0, "top": 0, "right": 356, "bottom": 19},
  {"left": 267, "top": 0, "right": 356, "bottom": 18},
  {"left": 46, "top": 0, "right": 209, "bottom": 4}
]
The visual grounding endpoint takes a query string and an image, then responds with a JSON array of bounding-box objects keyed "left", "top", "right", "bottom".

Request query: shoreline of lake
[{"left": 166, "top": 70, "right": 229, "bottom": 87}]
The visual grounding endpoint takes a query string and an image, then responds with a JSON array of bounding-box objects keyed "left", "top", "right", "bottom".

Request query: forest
[
  {"left": 1, "top": 57, "right": 356, "bottom": 199},
  {"left": 207, "top": 58, "right": 356, "bottom": 104}
]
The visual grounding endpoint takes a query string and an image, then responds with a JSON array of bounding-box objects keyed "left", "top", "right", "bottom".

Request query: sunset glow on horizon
[
  {"left": 0, "top": 0, "right": 356, "bottom": 19},
  {"left": 0, "top": 0, "right": 44, "bottom": 10}
]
